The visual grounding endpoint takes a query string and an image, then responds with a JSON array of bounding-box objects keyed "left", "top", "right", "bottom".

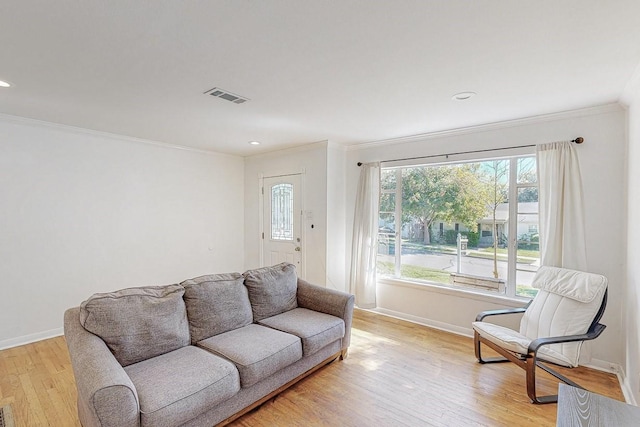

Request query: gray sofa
[{"left": 63, "top": 263, "right": 354, "bottom": 427}]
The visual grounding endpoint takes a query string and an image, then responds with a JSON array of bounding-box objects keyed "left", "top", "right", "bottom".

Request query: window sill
[{"left": 377, "top": 277, "right": 531, "bottom": 307}]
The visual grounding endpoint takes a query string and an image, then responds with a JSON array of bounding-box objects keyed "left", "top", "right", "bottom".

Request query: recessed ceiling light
[
  {"left": 0, "top": 80, "right": 11, "bottom": 88},
  {"left": 249, "top": 141, "right": 261, "bottom": 146},
  {"left": 452, "top": 91, "right": 476, "bottom": 101}
]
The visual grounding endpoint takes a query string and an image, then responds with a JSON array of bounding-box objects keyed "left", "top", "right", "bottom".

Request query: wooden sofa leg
[{"left": 340, "top": 349, "right": 349, "bottom": 360}]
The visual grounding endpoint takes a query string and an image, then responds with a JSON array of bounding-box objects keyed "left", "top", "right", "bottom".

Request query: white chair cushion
[
  {"left": 518, "top": 267, "right": 607, "bottom": 367},
  {"left": 532, "top": 266, "right": 607, "bottom": 302},
  {"left": 472, "top": 321, "right": 574, "bottom": 367}
]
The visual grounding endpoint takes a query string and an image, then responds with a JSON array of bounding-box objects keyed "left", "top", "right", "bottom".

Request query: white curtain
[
  {"left": 349, "top": 162, "right": 380, "bottom": 309},
  {"left": 537, "top": 141, "right": 587, "bottom": 270}
]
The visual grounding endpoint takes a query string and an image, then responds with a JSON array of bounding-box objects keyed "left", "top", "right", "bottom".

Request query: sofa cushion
[
  {"left": 197, "top": 324, "right": 302, "bottom": 388},
  {"left": 79, "top": 284, "right": 190, "bottom": 366},
  {"left": 243, "top": 263, "right": 298, "bottom": 321},
  {"left": 181, "top": 273, "right": 252, "bottom": 342},
  {"left": 259, "top": 308, "right": 345, "bottom": 356},
  {"left": 124, "top": 345, "right": 240, "bottom": 427}
]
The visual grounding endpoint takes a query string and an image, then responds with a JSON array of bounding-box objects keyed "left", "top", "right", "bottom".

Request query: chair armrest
[
  {"left": 528, "top": 323, "right": 607, "bottom": 353},
  {"left": 296, "top": 278, "right": 355, "bottom": 351},
  {"left": 475, "top": 304, "right": 529, "bottom": 321},
  {"left": 64, "top": 308, "right": 140, "bottom": 427}
]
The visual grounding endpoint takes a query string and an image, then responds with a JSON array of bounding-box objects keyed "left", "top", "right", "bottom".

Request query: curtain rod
[{"left": 356, "top": 137, "right": 584, "bottom": 166}]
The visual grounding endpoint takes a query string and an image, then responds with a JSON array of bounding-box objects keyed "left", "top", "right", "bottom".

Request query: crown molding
[
  {"left": 0, "top": 113, "right": 241, "bottom": 160},
  {"left": 245, "top": 140, "right": 329, "bottom": 161},
  {"left": 345, "top": 103, "right": 623, "bottom": 152}
]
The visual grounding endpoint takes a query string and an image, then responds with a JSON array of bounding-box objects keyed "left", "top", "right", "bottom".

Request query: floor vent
[{"left": 203, "top": 87, "right": 249, "bottom": 104}]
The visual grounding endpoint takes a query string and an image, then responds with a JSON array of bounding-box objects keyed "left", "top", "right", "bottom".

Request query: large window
[{"left": 377, "top": 155, "right": 539, "bottom": 298}]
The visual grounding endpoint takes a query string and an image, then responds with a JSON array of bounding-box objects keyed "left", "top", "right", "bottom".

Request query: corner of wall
[
  {"left": 623, "top": 58, "right": 640, "bottom": 406},
  {"left": 620, "top": 60, "right": 640, "bottom": 107}
]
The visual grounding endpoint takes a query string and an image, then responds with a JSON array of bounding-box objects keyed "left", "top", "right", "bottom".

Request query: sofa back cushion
[
  {"left": 181, "top": 273, "right": 253, "bottom": 342},
  {"left": 79, "top": 284, "right": 190, "bottom": 367},
  {"left": 243, "top": 263, "right": 298, "bottom": 321}
]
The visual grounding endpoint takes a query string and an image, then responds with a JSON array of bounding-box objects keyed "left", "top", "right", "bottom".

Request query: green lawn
[
  {"left": 377, "top": 261, "right": 451, "bottom": 284},
  {"left": 378, "top": 260, "right": 539, "bottom": 298},
  {"left": 516, "top": 285, "right": 538, "bottom": 298}
]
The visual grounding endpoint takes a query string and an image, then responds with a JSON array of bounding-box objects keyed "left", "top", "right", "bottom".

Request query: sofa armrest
[
  {"left": 296, "top": 279, "right": 355, "bottom": 353},
  {"left": 64, "top": 307, "right": 140, "bottom": 427}
]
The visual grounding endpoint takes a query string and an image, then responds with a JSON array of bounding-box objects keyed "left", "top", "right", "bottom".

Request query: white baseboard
[
  {"left": 369, "top": 307, "right": 474, "bottom": 338},
  {"left": 581, "top": 359, "right": 638, "bottom": 405},
  {"left": 583, "top": 358, "right": 619, "bottom": 374},
  {"left": 616, "top": 367, "right": 639, "bottom": 406},
  {"left": 0, "top": 327, "right": 64, "bottom": 351}
]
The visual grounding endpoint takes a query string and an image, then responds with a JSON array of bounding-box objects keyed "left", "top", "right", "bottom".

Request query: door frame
[{"left": 259, "top": 170, "right": 306, "bottom": 278}]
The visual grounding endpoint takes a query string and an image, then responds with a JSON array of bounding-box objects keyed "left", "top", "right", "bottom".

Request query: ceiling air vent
[{"left": 204, "top": 87, "right": 249, "bottom": 104}]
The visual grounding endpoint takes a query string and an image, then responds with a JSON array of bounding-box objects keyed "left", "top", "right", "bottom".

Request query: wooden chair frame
[{"left": 474, "top": 290, "right": 607, "bottom": 404}]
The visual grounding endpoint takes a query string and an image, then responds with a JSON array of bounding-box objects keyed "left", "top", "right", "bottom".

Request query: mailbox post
[{"left": 456, "top": 233, "right": 468, "bottom": 273}]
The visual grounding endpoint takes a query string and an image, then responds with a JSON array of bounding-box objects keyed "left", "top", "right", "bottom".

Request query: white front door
[{"left": 262, "top": 174, "right": 303, "bottom": 271}]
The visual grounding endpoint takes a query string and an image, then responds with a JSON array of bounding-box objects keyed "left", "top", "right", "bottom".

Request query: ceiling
[{"left": 1, "top": 1, "right": 640, "bottom": 156}]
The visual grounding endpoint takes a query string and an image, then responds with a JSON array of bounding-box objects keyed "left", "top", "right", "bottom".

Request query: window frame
[{"left": 378, "top": 152, "right": 539, "bottom": 299}]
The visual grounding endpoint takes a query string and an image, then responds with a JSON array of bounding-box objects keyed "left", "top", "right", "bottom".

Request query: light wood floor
[{"left": 0, "top": 309, "right": 624, "bottom": 427}]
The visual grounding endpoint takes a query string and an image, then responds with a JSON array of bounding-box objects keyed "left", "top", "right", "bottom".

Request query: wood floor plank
[
  {"left": 0, "top": 309, "right": 625, "bottom": 426},
  {"left": 230, "top": 310, "right": 624, "bottom": 427}
]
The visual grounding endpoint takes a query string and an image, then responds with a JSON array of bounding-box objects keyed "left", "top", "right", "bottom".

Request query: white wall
[
  {"left": 345, "top": 104, "right": 627, "bottom": 369},
  {"left": 244, "top": 142, "right": 328, "bottom": 286},
  {"left": 0, "top": 115, "right": 245, "bottom": 349},
  {"left": 326, "top": 142, "right": 347, "bottom": 291},
  {"left": 622, "top": 69, "right": 640, "bottom": 404}
]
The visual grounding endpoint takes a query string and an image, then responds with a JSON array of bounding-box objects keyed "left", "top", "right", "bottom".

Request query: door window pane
[{"left": 271, "top": 184, "right": 294, "bottom": 241}]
